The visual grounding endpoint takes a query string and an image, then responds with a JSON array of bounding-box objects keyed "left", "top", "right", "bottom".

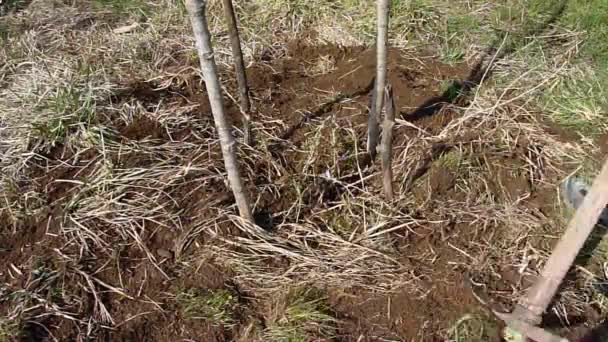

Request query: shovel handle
[{"left": 516, "top": 158, "right": 608, "bottom": 323}]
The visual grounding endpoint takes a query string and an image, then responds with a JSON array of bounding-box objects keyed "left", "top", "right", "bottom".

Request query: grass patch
[
  {"left": 0, "top": 22, "right": 9, "bottom": 41},
  {"left": 543, "top": 67, "right": 608, "bottom": 135},
  {"left": 233, "top": 0, "right": 440, "bottom": 44},
  {"left": 265, "top": 288, "right": 335, "bottom": 341},
  {"left": 436, "top": 149, "right": 464, "bottom": 171},
  {"left": 0, "top": 318, "right": 19, "bottom": 342},
  {"left": 346, "top": 0, "right": 439, "bottom": 40},
  {"left": 555, "top": 0, "right": 608, "bottom": 134},
  {"left": 461, "top": 0, "right": 608, "bottom": 136},
  {"left": 176, "top": 288, "right": 238, "bottom": 326},
  {"left": 439, "top": 14, "right": 483, "bottom": 64},
  {"left": 320, "top": 205, "right": 357, "bottom": 240},
  {"left": 560, "top": 0, "right": 608, "bottom": 70},
  {"left": 31, "top": 85, "right": 97, "bottom": 147},
  {"left": 440, "top": 80, "right": 465, "bottom": 103}
]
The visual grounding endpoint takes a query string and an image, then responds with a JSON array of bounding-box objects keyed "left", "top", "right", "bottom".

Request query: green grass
[
  {"left": 552, "top": 0, "right": 608, "bottom": 134},
  {"left": 265, "top": 288, "right": 335, "bottom": 342},
  {"left": 0, "top": 22, "right": 8, "bottom": 41},
  {"left": 0, "top": 318, "right": 19, "bottom": 342},
  {"left": 436, "top": 149, "right": 464, "bottom": 171},
  {"left": 439, "top": 14, "right": 485, "bottom": 64},
  {"left": 543, "top": 68, "right": 608, "bottom": 135},
  {"left": 32, "top": 85, "right": 97, "bottom": 147},
  {"left": 457, "top": 0, "right": 608, "bottom": 136},
  {"left": 560, "top": 0, "right": 608, "bottom": 69},
  {"left": 440, "top": 80, "right": 465, "bottom": 103},
  {"left": 522, "top": 0, "right": 608, "bottom": 135},
  {"left": 175, "top": 288, "right": 238, "bottom": 326}
]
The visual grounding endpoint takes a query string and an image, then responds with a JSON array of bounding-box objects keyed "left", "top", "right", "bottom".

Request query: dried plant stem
[
  {"left": 221, "top": 0, "right": 253, "bottom": 146},
  {"left": 367, "top": 0, "right": 390, "bottom": 160},
  {"left": 185, "top": 0, "right": 253, "bottom": 221},
  {"left": 381, "top": 85, "right": 395, "bottom": 200}
]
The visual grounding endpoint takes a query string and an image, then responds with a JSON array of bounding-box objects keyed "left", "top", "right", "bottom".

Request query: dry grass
[{"left": 1, "top": 0, "right": 607, "bottom": 340}]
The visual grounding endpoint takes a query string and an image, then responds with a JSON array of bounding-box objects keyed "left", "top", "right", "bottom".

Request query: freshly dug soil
[{"left": 1, "top": 40, "right": 600, "bottom": 342}]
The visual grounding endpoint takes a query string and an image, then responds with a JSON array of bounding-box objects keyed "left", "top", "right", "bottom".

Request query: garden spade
[{"left": 494, "top": 157, "right": 608, "bottom": 342}]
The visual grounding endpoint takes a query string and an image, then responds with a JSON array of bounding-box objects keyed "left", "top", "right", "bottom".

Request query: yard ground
[{"left": 1, "top": 0, "right": 608, "bottom": 341}]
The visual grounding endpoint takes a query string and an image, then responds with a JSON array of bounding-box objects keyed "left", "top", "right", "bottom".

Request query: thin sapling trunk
[
  {"left": 221, "top": 0, "right": 253, "bottom": 146},
  {"left": 185, "top": 0, "right": 253, "bottom": 221},
  {"left": 367, "top": 0, "right": 390, "bottom": 160}
]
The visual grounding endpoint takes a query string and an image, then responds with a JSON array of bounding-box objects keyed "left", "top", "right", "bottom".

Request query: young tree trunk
[
  {"left": 221, "top": 0, "right": 253, "bottom": 146},
  {"left": 185, "top": 0, "right": 253, "bottom": 221},
  {"left": 367, "top": 0, "right": 390, "bottom": 160},
  {"left": 381, "top": 85, "right": 395, "bottom": 200}
]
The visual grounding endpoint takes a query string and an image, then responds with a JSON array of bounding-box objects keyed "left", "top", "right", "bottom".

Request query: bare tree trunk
[
  {"left": 381, "top": 85, "right": 395, "bottom": 200},
  {"left": 367, "top": 0, "right": 390, "bottom": 160},
  {"left": 221, "top": 0, "right": 253, "bottom": 146},
  {"left": 185, "top": 0, "right": 253, "bottom": 221}
]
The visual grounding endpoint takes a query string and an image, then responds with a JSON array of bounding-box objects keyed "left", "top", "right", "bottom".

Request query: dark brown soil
[{"left": 1, "top": 40, "right": 602, "bottom": 342}]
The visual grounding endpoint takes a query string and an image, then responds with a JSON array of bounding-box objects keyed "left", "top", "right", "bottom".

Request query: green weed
[
  {"left": 0, "top": 22, "right": 8, "bottom": 41},
  {"left": 322, "top": 208, "right": 356, "bottom": 240},
  {"left": 0, "top": 318, "right": 19, "bottom": 342},
  {"left": 176, "top": 288, "right": 238, "bottom": 326},
  {"left": 32, "top": 85, "right": 96, "bottom": 147},
  {"left": 436, "top": 149, "right": 463, "bottom": 171},
  {"left": 538, "top": 0, "right": 608, "bottom": 135},
  {"left": 440, "top": 80, "right": 465, "bottom": 102},
  {"left": 265, "top": 288, "right": 335, "bottom": 342}
]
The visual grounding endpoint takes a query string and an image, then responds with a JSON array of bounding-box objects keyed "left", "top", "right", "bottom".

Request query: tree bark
[
  {"left": 221, "top": 0, "right": 253, "bottom": 146},
  {"left": 185, "top": 0, "right": 253, "bottom": 221},
  {"left": 367, "top": 0, "right": 390, "bottom": 160},
  {"left": 381, "top": 85, "right": 395, "bottom": 200}
]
